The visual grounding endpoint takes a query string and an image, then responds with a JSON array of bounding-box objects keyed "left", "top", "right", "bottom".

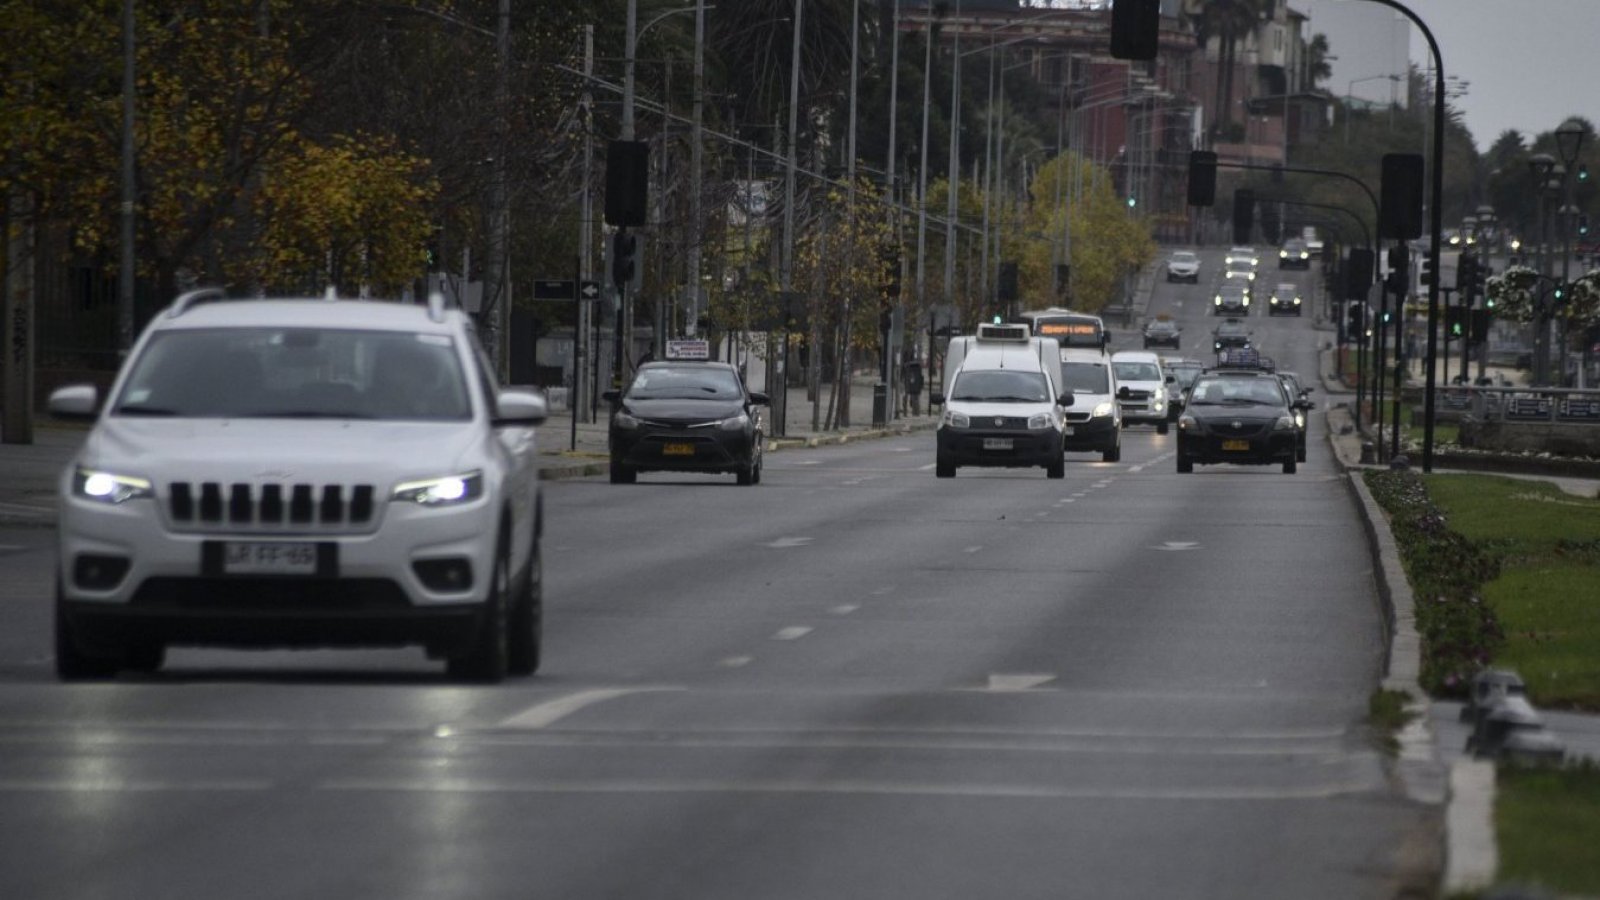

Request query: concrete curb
[{"left": 1324, "top": 405, "right": 1457, "bottom": 891}]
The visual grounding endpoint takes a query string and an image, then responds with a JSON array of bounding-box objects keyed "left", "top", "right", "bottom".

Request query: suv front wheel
[{"left": 447, "top": 537, "right": 510, "bottom": 683}]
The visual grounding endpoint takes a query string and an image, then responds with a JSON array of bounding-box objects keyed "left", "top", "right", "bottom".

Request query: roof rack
[
  {"left": 165, "top": 287, "right": 230, "bottom": 318},
  {"left": 1213, "top": 348, "right": 1276, "bottom": 372}
]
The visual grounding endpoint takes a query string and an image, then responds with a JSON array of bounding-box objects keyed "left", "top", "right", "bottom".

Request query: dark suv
[{"left": 1212, "top": 318, "right": 1252, "bottom": 352}]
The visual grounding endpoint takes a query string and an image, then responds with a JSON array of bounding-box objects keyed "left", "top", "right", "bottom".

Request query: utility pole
[
  {"left": 119, "top": 0, "right": 136, "bottom": 352},
  {"left": 483, "top": 0, "right": 511, "bottom": 379},
  {"left": 686, "top": 0, "right": 705, "bottom": 337},
  {"left": 576, "top": 25, "right": 594, "bottom": 429}
]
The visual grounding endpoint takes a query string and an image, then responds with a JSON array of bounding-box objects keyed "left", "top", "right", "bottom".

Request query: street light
[{"left": 1344, "top": 74, "right": 1399, "bottom": 146}]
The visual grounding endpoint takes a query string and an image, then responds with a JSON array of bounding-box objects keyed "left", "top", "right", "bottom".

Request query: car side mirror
[
  {"left": 48, "top": 384, "right": 100, "bottom": 421},
  {"left": 1117, "top": 386, "right": 1131, "bottom": 399},
  {"left": 601, "top": 389, "right": 621, "bottom": 403},
  {"left": 1057, "top": 392, "right": 1074, "bottom": 407},
  {"left": 1164, "top": 374, "right": 1175, "bottom": 384},
  {"left": 749, "top": 391, "right": 771, "bottom": 406},
  {"left": 494, "top": 389, "right": 548, "bottom": 426},
  {"left": 930, "top": 392, "right": 945, "bottom": 406}
]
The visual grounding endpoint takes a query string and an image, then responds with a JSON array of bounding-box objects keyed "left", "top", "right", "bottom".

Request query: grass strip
[{"left": 1495, "top": 761, "right": 1600, "bottom": 895}]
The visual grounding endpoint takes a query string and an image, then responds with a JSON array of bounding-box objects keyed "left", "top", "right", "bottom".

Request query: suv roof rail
[{"left": 165, "top": 287, "right": 230, "bottom": 318}]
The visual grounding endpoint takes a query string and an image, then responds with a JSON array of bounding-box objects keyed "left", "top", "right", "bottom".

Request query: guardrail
[{"left": 1439, "top": 386, "right": 1600, "bottom": 424}]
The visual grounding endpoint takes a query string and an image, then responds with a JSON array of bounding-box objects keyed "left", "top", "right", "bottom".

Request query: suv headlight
[
  {"left": 718, "top": 413, "right": 749, "bottom": 432},
  {"left": 1091, "top": 401, "right": 1114, "bottom": 418},
  {"left": 1273, "top": 415, "right": 1296, "bottom": 432},
  {"left": 613, "top": 411, "right": 641, "bottom": 430},
  {"left": 1294, "top": 411, "right": 1306, "bottom": 429},
  {"left": 943, "top": 409, "right": 970, "bottom": 429},
  {"left": 1151, "top": 396, "right": 1165, "bottom": 411},
  {"left": 1027, "top": 412, "right": 1054, "bottom": 430},
  {"left": 392, "top": 471, "right": 484, "bottom": 507},
  {"left": 73, "top": 467, "right": 153, "bottom": 505}
]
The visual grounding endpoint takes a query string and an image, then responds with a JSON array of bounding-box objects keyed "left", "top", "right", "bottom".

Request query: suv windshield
[
  {"left": 1168, "top": 365, "right": 1203, "bottom": 389},
  {"left": 1113, "top": 362, "right": 1162, "bottom": 381},
  {"left": 951, "top": 370, "right": 1051, "bottom": 402},
  {"left": 626, "top": 365, "right": 743, "bottom": 400},
  {"left": 1060, "top": 362, "right": 1109, "bottom": 393},
  {"left": 114, "top": 328, "right": 472, "bottom": 421}
]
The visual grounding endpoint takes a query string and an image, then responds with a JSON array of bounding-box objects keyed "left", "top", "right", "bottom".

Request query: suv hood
[
  {"left": 946, "top": 400, "right": 1056, "bottom": 418},
  {"left": 80, "top": 418, "right": 484, "bottom": 484}
]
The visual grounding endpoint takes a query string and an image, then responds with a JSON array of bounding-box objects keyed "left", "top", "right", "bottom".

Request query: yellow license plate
[
  {"left": 1222, "top": 439, "right": 1250, "bottom": 451},
  {"left": 662, "top": 442, "right": 695, "bottom": 456}
]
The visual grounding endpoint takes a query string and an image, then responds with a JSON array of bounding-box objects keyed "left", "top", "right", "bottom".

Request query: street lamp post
[{"left": 1555, "top": 119, "right": 1586, "bottom": 387}]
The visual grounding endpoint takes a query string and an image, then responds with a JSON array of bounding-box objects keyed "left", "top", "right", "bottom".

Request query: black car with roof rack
[{"left": 1176, "top": 349, "right": 1308, "bottom": 474}]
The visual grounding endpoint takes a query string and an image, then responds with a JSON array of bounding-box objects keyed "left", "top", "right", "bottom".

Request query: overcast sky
[{"left": 1373, "top": 0, "right": 1597, "bottom": 150}]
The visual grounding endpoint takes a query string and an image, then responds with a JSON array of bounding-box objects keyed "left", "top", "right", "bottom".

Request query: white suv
[
  {"left": 48, "top": 289, "right": 548, "bottom": 683},
  {"left": 1110, "top": 350, "right": 1170, "bottom": 434}
]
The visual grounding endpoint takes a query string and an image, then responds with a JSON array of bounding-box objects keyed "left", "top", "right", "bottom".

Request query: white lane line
[
  {"left": 797, "top": 460, "right": 822, "bottom": 466},
  {"left": 917, "top": 463, "right": 936, "bottom": 471},
  {"left": 772, "top": 626, "right": 813, "bottom": 641},
  {"left": 1071, "top": 493, "right": 1086, "bottom": 498},
  {"left": 1156, "top": 542, "right": 1200, "bottom": 551},
  {"left": 764, "top": 536, "right": 813, "bottom": 548},
  {"left": 892, "top": 447, "right": 913, "bottom": 452},
  {"left": 869, "top": 586, "right": 894, "bottom": 596},
  {"left": 498, "top": 687, "right": 684, "bottom": 730},
  {"left": 975, "top": 674, "right": 1058, "bottom": 692},
  {"left": 0, "top": 779, "right": 271, "bottom": 792},
  {"left": 1128, "top": 452, "right": 1175, "bottom": 473},
  {"left": 319, "top": 778, "right": 1371, "bottom": 802},
  {"left": 830, "top": 605, "right": 860, "bottom": 616},
  {"left": 963, "top": 545, "right": 983, "bottom": 554},
  {"left": 718, "top": 656, "right": 754, "bottom": 668}
]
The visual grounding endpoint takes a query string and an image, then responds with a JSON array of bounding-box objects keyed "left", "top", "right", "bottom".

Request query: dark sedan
[
  {"left": 1142, "top": 319, "right": 1182, "bottom": 349},
  {"left": 1212, "top": 318, "right": 1253, "bottom": 352},
  {"left": 603, "top": 361, "right": 769, "bottom": 485},
  {"left": 1176, "top": 370, "right": 1306, "bottom": 474}
]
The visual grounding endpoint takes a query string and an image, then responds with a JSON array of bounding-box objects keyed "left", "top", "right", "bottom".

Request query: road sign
[
  {"left": 532, "top": 279, "right": 573, "bottom": 301},
  {"left": 532, "top": 279, "right": 601, "bottom": 302}
]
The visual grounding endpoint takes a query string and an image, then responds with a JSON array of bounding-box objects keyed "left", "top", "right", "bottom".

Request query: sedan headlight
[
  {"left": 1272, "top": 415, "right": 1297, "bottom": 432},
  {"left": 1027, "top": 412, "right": 1055, "bottom": 430},
  {"left": 392, "top": 471, "right": 484, "bottom": 507},
  {"left": 73, "top": 467, "right": 153, "bottom": 505},
  {"left": 613, "top": 411, "right": 641, "bottom": 430},
  {"left": 1243, "top": 297, "right": 1251, "bottom": 306},
  {"left": 1294, "top": 411, "right": 1306, "bottom": 429},
  {"left": 943, "top": 409, "right": 970, "bottom": 429},
  {"left": 1293, "top": 297, "right": 1302, "bottom": 305},
  {"left": 1091, "top": 402, "right": 1114, "bottom": 418},
  {"left": 718, "top": 413, "right": 750, "bottom": 432},
  {"left": 1214, "top": 295, "right": 1222, "bottom": 305}
]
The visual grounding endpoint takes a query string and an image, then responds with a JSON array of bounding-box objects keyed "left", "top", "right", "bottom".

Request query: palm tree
[{"left": 1182, "top": 0, "right": 1270, "bottom": 143}]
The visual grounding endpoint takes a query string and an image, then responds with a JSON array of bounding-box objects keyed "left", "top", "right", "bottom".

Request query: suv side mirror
[
  {"left": 749, "top": 391, "right": 771, "bottom": 406},
  {"left": 494, "top": 389, "right": 548, "bottom": 426},
  {"left": 601, "top": 389, "right": 621, "bottom": 403},
  {"left": 930, "top": 392, "right": 945, "bottom": 406},
  {"left": 1164, "top": 374, "right": 1175, "bottom": 384},
  {"left": 1057, "top": 392, "right": 1074, "bottom": 407},
  {"left": 48, "top": 384, "right": 100, "bottom": 421}
]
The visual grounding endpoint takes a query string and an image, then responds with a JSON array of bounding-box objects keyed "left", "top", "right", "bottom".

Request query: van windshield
[
  {"left": 950, "top": 370, "right": 1051, "bottom": 403},
  {"left": 1060, "top": 362, "right": 1109, "bottom": 393}
]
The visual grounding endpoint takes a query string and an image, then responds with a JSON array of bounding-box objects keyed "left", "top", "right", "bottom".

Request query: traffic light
[
  {"left": 1456, "top": 254, "right": 1476, "bottom": 291},
  {"left": 1420, "top": 253, "right": 1434, "bottom": 286},
  {"left": 1474, "top": 259, "right": 1490, "bottom": 294},
  {"left": 1580, "top": 214, "right": 1591, "bottom": 238},
  {"left": 1345, "top": 302, "right": 1364, "bottom": 341},
  {"left": 1187, "top": 151, "right": 1217, "bottom": 206},
  {"left": 611, "top": 230, "right": 639, "bottom": 290},
  {"left": 604, "top": 141, "right": 650, "bottom": 227},
  {"left": 1232, "top": 189, "right": 1255, "bottom": 246},
  {"left": 1379, "top": 153, "right": 1425, "bottom": 240},
  {"left": 1580, "top": 162, "right": 1590, "bottom": 184},
  {"left": 1109, "top": 0, "right": 1160, "bottom": 60},
  {"left": 1345, "top": 248, "right": 1373, "bottom": 301},
  {"left": 997, "top": 262, "right": 1019, "bottom": 303}
]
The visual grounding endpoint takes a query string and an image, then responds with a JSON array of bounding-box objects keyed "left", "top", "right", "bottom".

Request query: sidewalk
[{"left": 0, "top": 381, "right": 940, "bottom": 527}]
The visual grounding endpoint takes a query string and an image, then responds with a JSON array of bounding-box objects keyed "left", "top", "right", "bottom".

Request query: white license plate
[
  {"left": 982, "top": 438, "right": 1013, "bottom": 450},
  {"left": 223, "top": 542, "right": 318, "bottom": 576}
]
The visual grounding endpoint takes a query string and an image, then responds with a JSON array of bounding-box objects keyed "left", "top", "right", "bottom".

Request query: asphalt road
[{"left": 0, "top": 248, "right": 1440, "bottom": 899}]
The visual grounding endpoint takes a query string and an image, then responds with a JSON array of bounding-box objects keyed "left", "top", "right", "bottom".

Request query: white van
[
  {"left": 1058, "top": 348, "right": 1122, "bottom": 461},
  {"left": 932, "top": 323, "right": 1070, "bottom": 478}
]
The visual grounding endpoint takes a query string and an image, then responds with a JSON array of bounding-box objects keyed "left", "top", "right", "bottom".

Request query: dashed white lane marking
[
  {"left": 772, "top": 626, "right": 813, "bottom": 641},
  {"left": 869, "top": 586, "right": 894, "bottom": 596},
  {"left": 498, "top": 687, "right": 685, "bottom": 730},
  {"left": 1128, "top": 452, "right": 1175, "bottom": 473},
  {"left": 718, "top": 656, "right": 754, "bottom": 668},
  {"left": 917, "top": 463, "right": 936, "bottom": 471},
  {"left": 0, "top": 779, "right": 272, "bottom": 792},
  {"left": 797, "top": 460, "right": 822, "bottom": 466},
  {"left": 1071, "top": 493, "right": 1086, "bottom": 498},
  {"left": 892, "top": 447, "right": 913, "bottom": 452},
  {"left": 1157, "top": 542, "right": 1200, "bottom": 551},
  {"left": 963, "top": 545, "right": 983, "bottom": 554},
  {"left": 764, "top": 536, "right": 813, "bottom": 548},
  {"left": 830, "top": 605, "right": 860, "bottom": 616},
  {"left": 971, "top": 674, "right": 1058, "bottom": 692}
]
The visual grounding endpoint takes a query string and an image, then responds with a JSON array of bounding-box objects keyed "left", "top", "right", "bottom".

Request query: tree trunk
[{"left": 3, "top": 189, "right": 37, "bottom": 444}]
